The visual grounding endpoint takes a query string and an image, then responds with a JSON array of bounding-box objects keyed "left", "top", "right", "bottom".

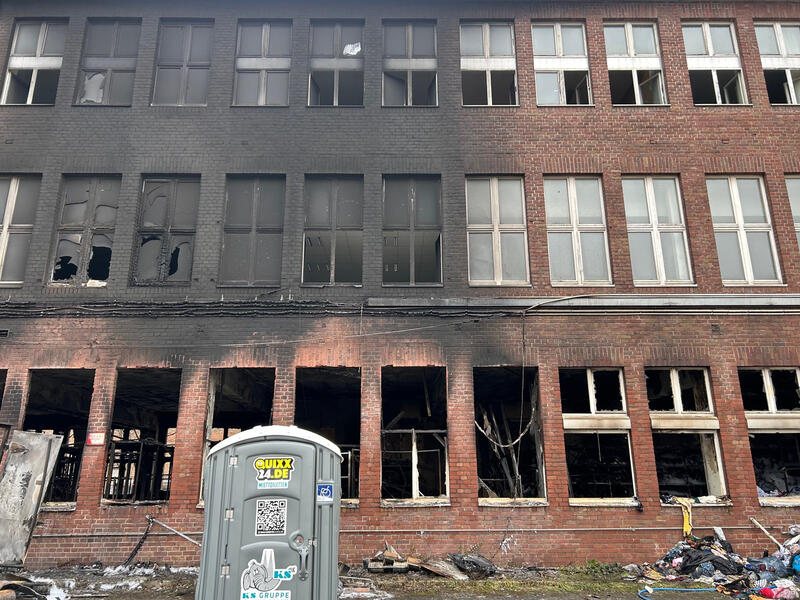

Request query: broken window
[
  {"left": 682, "top": 23, "right": 747, "bottom": 105},
  {"left": 50, "top": 176, "right": 119, "bottom": 286},
  {"left": 787, "top": 177, "right": 800, "bottom": 250},
  {"left": 750, "top": 433, "right": 800, "bottom": 497},
  {"left": 755, "top": 23, "right": 800, "bottom": 104},
  {"left": 466, "top": 176, "right": 529, "bottom": 285},
  {"left": 383, "top": 176, "right": 441, "bottom": 285},
  {"left": 474, "top": 367, "right": 544, "bottom": 500},
  {"left": 302, "top": 176, "right": 362, "bottom": 284},
  {"left": 134, "top": 177, "right": 199, "bottom": 284},
  {"left": 738, "top": 368, "right": 800, "bottom": 412},
  {"left": 532, "top": 23, "right": 591, "bottom": 105},
  {"left": 22, "top": 369, "right": 94, "bottom": 503},
  {"left": 153, "top": 21, "right": 212, "bottom": 106},
  {"left": 460, "top": 22, "right": 517, "bottom": 106},
  {"left": 0, "top": 176, "right": 41, "bottom": 285},
  {"left": 545, "top": 177, "right": 611, "bottom": 285},
  {"left": 707, "top": 176, "right": 780, "bottom": 284},
  {"left": 2, "top": 21, "right": 66, "bottom": 105},
  {"left": 234, "top": 21, "right": 291, "bottom": 106},
  {"left": 646, "top": 368, "right": 711, "bottom": 412},
  {"left": 77, "top": 20, "right": 140, "bottom": 105},
  {"left": 221, "top": 176, "right": 284, "bottom": 286},
  {"left": 560, "top": 368, "right": 625, "bottom": 413},
  {"left": 383, "top": 21, "right": 437, "bottom": 106},
  {"left": 604, "top": 23, "right": 666, "bottom": 105},
  {"left": 652, "top": 433, "right": 725, "bottom": 499},
  {"left": 381, "top": 367, "right": 448, "bottom": 501},
  {"left": 308, "top": 22, "right": 363, "bottom": 106},
  {"left": 623, "top": 177, "right": 692, "bottom": 284},
  {"left": 104, "top": 369, "right": 181, "bottom": 502},
  {"left": 565, "top": 433, "right": 635, "bottom": 498},
  {"left": 294, "top": 367, "right": 361, "bottom": 499}
]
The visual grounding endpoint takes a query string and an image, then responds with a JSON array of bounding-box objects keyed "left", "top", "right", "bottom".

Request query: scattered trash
[
  {"left": 363, "top": 542, "right": 419, "bottom": 574},
  {"left": 420, "top": 558, "right": 469, "bottom": 581},
  {"left": 447, "top": 553, "right": 497, "bottom": 579}
]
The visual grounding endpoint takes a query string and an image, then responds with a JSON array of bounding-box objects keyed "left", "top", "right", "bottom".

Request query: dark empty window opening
[
  {"left": 207, "top": 368, "right": 274, "bottom": 447},
  {"left": 461, "top": 71, "right": 488, "bottom": 105},
  {"left": 750, "top": 433, "right": 800, "bottom": 497},
  {"left": 609, "top": 70, "right": 636, "bottom": 104},
  {"left": 771, "top": 370, "right": 800, "bottom": 411},
  {"left": 689, "top": 70, "right": 718, "bottom": 104},
  {"left": 381, "top": 366, "right": 448, "bottom": 501},
  {"left": 23, "top": 369, "right": 94, "bottom": 503},
  {"left": 490, "top": 70, "right": 516, "bottom": 105},
  {"left": 565, "top": 432, "right": 635, "bottom": 498},
  {"left": 739, "top": 369, "right": 769, "bottom": 410},
  {"left": 104, "top": 368, "right": 181, "bottom": 503},
  {"left": 474, "top": 367, "right": 544, "bottom": 499},
  {"left": 294, "top": 367, "right": 361, "bottom": 499},
  {"left": 564, "top": 70, "right": 590, "bottom": 104},
  {"left": 738, "top": 368, "right": 799, "bottom": 412},
  {"left": 646, "top": 368, "right": 710, "bottom": 412},
  {"left": 560, "top": 368, "right": 624, "bottom": 414},
  {"left": 652, "top": 432, "right": 724, "bottom": 500}
]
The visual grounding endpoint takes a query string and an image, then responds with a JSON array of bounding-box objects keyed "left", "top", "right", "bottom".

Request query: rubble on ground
[{"left": 363, "top": 542, "right": 497, "bottom": 581}]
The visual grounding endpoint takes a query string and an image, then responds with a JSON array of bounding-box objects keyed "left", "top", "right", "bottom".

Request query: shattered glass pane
[
  {"left": 174, "top": 180, "right": 200, "bottom": 228},
  {"left": 416, "top": 433, "right": 448, "bottom": 497},
  {"left": 334, "top": 230, "right": 362, "bottom": 283},
  {"left": 1, "top": 233, "right": 31, "bottom": 281},
  {"left": 303, "top": 232, "right": 331, "bottom": 283},
  {"left": 384, "top": 178, "right": 410, "bottom": 227},
  {"left": 565, "top": 433, "right": 634, "bottom": 498},
  {"left": 340, "top": 25, "right": 362, "bottom": 56},
  {"left": 383, "top": 231, "right": 410, "bottom": 284},
  {"left": 13, "top": 23, "right": 40, "bottom": 56},
  {"left": 221, "top": 233, "right": 250, "bottom": 281},
  {"left": 254, "top": 233, "right": 282, "bottom": 282},
  {"left": 646, "top": 370, "right": 675, "bottom": 411},
  {"left": 142, "top": 181, "right": 169, "bottom": 227},
  {"left": 79, "top": 71, "right": 106, "bottom": 104},
  {"left": 136, "top": 235, "right": 162, "bottom": 281},
  {"left": 256, "top": 178, "right": 285, "bottom": 228},
  {"left": 381, "top": 432, "right": 412, "bottom": 499},
  {"left": 653, "top": 433, "right": 714, "bottom": 498},
  {"left": 414, "top": 230, "right": 441, "bottom": 283},
  {"left": 559, "top": 369, "right": 591, "bottom": 413},
  {"left": 52, "top": 234, "right": 82, "bottom": 281},
  {"left": 750, "top": 434, "right": 800, "bottom": 495},
  {"left": 95, "top": 178, "right": 119, "bottom": 225},
  {"left": 61, "top": 178, "right": 91, "bottom": 225},
  {"left": 86, "top": 22, "right": 115, "bottom": 56},
  {"left": 12, "top": 178, "right": 40, "bottom": 225},
  {"left": 468, "top": 232, "right": 493, "bottom": 281},
  {"left": 167, "top": 236, "right": 193, "bottom": 281},
  {"left": 87, "top": 233, "right": 113, "bottom": 281}
]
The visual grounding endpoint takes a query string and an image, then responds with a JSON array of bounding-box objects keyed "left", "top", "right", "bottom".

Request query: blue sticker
[{"left": 316, "top": 483, "right": 334, "bottom": 502}]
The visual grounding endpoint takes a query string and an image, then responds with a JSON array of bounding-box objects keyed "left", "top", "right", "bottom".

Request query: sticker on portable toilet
[
  {"left": 255, "top": 499, "right": 288, "bottom": 536},
  {"left": 240, "top": 548, "right": 296, "bottom": 599},
  {"left": 316, "top": 483, "right": 333, "bottom": 502},
  {"left": 253, "top": 457, "right": 294, "bottom": 489}
]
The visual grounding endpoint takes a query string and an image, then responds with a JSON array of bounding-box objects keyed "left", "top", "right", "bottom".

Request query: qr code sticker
[{"left": 255, "top": 498, "right": 287, "bottom": 536}]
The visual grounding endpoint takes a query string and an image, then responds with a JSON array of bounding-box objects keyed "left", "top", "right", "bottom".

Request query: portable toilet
[{"left": 196, "top": 425, "right": 342, "bottom": 600}]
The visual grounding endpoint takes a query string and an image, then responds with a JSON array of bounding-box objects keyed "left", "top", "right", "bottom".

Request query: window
[
  {"left": 134, "top": 177, "right": 199, "bottom": 284},
  {"left": 220, "top": 176, "right": 284, "bottom": 286},
  {"left": 532, "top": 23, "right": 591, "bottom": 105},
  {"left": 738, "top": 368, "right": 800, "bottom": 413},
  {"left": 788, "top": 177, "right": 800, "bottom": 248},
  {"left": 0, "top": 176, "right": 41, "bottom": 285},
  {"left": 645, "top": 369, "right": 712, "bottom": 412},
  {"left": 303, "top": 177, "right": 362, "bottom": 284},
  {"left": 309, "top": 22, "right": 363, "bottom": 106},
  {"left": 460, "top": 22, "right": 517, "bottom": 106},
  {"left": 152, "top": 21, "right": 212, "bottom": 106},
  {"left": 754, "top": 23, "right": 800, "bottom": 104},
  {"left": 466, "top": 176, "right": 529, "bottom": 285},
  {"left": 76, "top": 20, "right": 141, "bottom": 105},
  {"left": 623, "top": 176, "right": 692, "bottom": 285},
  {"left": 383, "top": 22, "right": 437, "bottom": 106},
  {"left": 234, "top": 21, "right": 291, "bottom": 106},
  {"left": 604, "top": 23, "right": 666, "bottom": 105},
  {"left": 707, "top": 176, "right": 780, "bottom": 284},
  {"left": 51, "top": 176, "right": 120, "bottom": 286},
  {"left": 383, "top": 176, "right": 441, "bottom": 285},
  {"left": 750, "top": 434, "right": 800, "bottom": 500},
  {"left": 2, "top": 21, "right": 67, "bottom": 105},
  {"left": 682, "top": 22, "right": 746, "bottom": 105},
  {"left": 544, "top": 176, "right": 611, "bottom": 285},
  {"left": 652, "top": 433, "right": 725, "bottom": 500},
  {"left": 559, "top": 368, "right": 626, "bottom": 414}
]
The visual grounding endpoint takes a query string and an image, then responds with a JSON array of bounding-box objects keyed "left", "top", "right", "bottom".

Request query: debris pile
[
  {"left": 363, "top": 542, "right": 422, "bottom": 574},
  {"left": 363, "top": 542, "right": 496, "bottom": 581}
]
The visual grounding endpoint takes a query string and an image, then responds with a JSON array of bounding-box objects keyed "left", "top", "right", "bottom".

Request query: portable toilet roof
[{"left": 208, "top": 425, "right": 342, "bottom": 458}]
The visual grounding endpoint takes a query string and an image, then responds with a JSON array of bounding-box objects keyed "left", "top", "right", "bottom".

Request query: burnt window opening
[
  {"left": 77, "top": 20, "right": 141, "bottom": 106},
  {"left": 750, "top": 433, "right": 800, "bottom": 497},
  {"left": 559, "top": 368, "right": 625, "bottom": 414},
  {"left": 2, "top": 21, "right": 67, "bottom": 105},
  {"left": 51, "top": 176, "right": 120, "bottom": 286},
  {"left": 738, "top": 368, "right": 800, "bottom": 412},
  {"left": 104, "top": 369, "right": 181, "bottom": 503},
  {"left": 652, "top": 432, "right": 724, "bottom": 500},
  {"left": 308, "top": 22, "right": 364, "bottom": 106},
  {"left": 565, "top": 432, "right": 635, "bottom": 498},
  {"left": 381, "top": 366, "right": 448, "bottom": 501},
  {"left": 474, "top": 367, "right": 544, "bottom": 499},
  {"left": 134, "top": 177, "right": 199, "bottom": 285},
  {"left": 22, "top": 369, "right": 94, "bottom": 503},
  {"left": 646, "top": 368, "right": 711, "bottom": 412},
  {"left": 294, "top": 367, "right": 361, "bottom": 499}
]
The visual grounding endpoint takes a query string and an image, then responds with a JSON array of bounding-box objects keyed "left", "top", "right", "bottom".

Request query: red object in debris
[{"left": 759, "top": 587, "right": 778, "bottom": 598}]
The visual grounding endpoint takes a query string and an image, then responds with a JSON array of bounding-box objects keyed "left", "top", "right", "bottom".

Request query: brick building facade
[{"left": 1, "top": 0, "right": 799, "bottom": 568}]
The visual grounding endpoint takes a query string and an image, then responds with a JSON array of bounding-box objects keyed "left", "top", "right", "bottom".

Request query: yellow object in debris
[{"left": 673, "top": 497, "right": 694, "bottom": 537}]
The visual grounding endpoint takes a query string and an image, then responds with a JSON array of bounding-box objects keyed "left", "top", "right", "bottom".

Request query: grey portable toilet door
[{"left": 224, "top": 438, "right": 316, "bottom": 600}]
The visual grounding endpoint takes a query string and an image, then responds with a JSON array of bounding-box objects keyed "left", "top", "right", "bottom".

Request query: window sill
[
  {"left": 661, "top": 498, "right": 731, "bottom": 508},
  {"left": 468, "top": 281, "right": 531, "bottom": 287},
  {"left": 216, "top": 283, "right": 281, "bottom": 288},
  {"left": 300, "top": 283, "right": 363, "bottom": 288},
  {"left": 693, "top": 103, "right": 753, "bottom": 107},
  {"left": 612, "top": 103, "right": 671, "bottom": 108},
  {"left": 72, "top": 103, "right": 132, "bottom": 108},
  {"left": 101, "top": 499, "right": 169, "bottom": 506},
  {"left": 381, "top": 498, "right": 450, "bottom": 508},
  {"left": 569, "top": 497, "right": 639, "bottom": 508},
  {"left": 633, "top": 282, "right": 697, "bottom": 288},
  {"left": 770, "top": 103, "right": 800, "bottom": 108},
  {"left": 382, "top": 105, "right": 439, "bottom": 109},
  {"left": 381, "top": 283, "right": 444, "bottom": 288},
  {"left": 48, "top": 280, "right": 108, "bottom": 288},
  {"left": 231, "top": 104, "right": 289, "bottom": 108},
  {"left": 745, "top": 413, "right": 800, "bottom": 431},
  {"left": 550, "top": 282, "right": 614, "bottom": 287},
  {"left": 342, "top": 498, "right": 360, "bottom": 508},
  {"left": 0, "top": 103, "right": 55, "bottom": 107},
  {"left": 41, "top": 502, "right": 77, "bottom": 512},
  {"left": 462, "top": 104, "right": 520, "bottom": 108},
  {"left": 150, "top": 103, "right": 208, "bottom": 108},
  {"left": 479, "top": 498, "right": 547, "bottom": 507},
  {"left": 0, "top": 282, "right": 23, "bottom": 288},
  {"left": 759, "top": 497, "right": 800, "bottom": 507},
  {"left": 650, "top": 413, "right": 719, "bottom": 430},
  {"left": 536, "top": 104, "right": 596, "bottom": 108},
  {"left": 307, "top": 105, "right": 364, "bottom": 108},
  {"left": 721, "top": 281, "right": 786, "bottom": 287},
  {"left": 562, "top": 414, "right": 631, "bottom": 430}
]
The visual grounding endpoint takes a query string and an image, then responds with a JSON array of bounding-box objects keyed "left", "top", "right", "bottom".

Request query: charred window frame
[
  {"left": 382, "top": 176, "right": 442, "bottom": 286},
  {"left": 754, "top": 23, "right": 800, "bottom": 105},
  {"left": 707, "top": 176, "right": 781, "bottom": 285},
  {"left": 682, "top": 22, "right": 747, "bottom": 105},
  {"left": 308, "top": 21, "right": 364, "bottom": 107},
  {"left": 738, "top": 368, "right": 800, "bottom": 413},
  {"left": 565, "top": 432, "right": 636, "bottom": 500},
  {"left": 76, "top": 19, "right": 141, "bottom": 106},
  {"left": 645, "top": 368, "right": 713, "bottom": 413},
  {"left": 50, "top": 176, "right": 119, "bottom": 286},
  {"left": 302, "top": 176, "right": 363, "bottom": 285},
  {"left": 0, "top": 176, "right": 41, "bottom": 286},
  {"left": 531, "top": 22, "right": 592, "bottom": 106},
  {"left": 623, "top": 176, "right": 692, "bottom": 285},
  {"left": 234, "top": 21, "right": 291, "bottom": 106},
  {"left": 152, "top": 21, "right": 213, "bottom": 106},
  {"left": 460, "top": 21, "right": 518, "bottom": 106},
  {"left": 382, "top": 21, "right": 438, "bottom": 107},
  {"left": 604, "top": 23, "right": 666, "bottom": 105},
  {"left": 220, "top": 176, "right": 285, "bottom": 287},
  {"left": 750, "top": 433, "right": 800, "bottom": 502},
  {"left": 787, "top": 177, "right": 800, "bottom": 250},
  {"left": 651, "top": 432, "right": 726, "bottom": 501},
  {"left": 466, "top": 176, "right": 530, "bottom": 285},
  {"left": 133, "top": 177, "right": 199, "bottom": 285},
  {"left": 1, "top": 20, "right": 67, "bottom": 105},
  {"left": 545, "top": 176, "right": 612, "bottom": 285},
  {"left": 559, "top": 368, "right": 627, "bottom": 415}
]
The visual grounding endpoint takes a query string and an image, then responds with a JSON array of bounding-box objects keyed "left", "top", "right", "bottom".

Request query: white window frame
[
  {"left": 532, "top": 22, "right": 592, "bottom": 106},
  {"left": 308, "top": 21, "right": 364, "bottom": 107},
  {"left": 382, "top": 21, "right": 438, "bottom": 107},
  {"left": 707, "top": 176, "right": 781, "bottom": 285},
  {"left": 563, "top": 368, "right": 628, "bottom": 415},
  {"left": 465, "top": 176, "right": 530, "bottom": 286},
  {"left": 650, "top": 429, "right": 727, "bottom": 498},
  {"left": 646, "top": 368, "right": 714, "bottom": 414},
  {"left": 0, "top": 176, "right": 38, "bottom": 286},
  {"left": 460, "top": 21, "right": 518, "bottom": 106},
  {"left": 604, "top": 22, "right": 667, "bottom": 105},
  {"left": 545, "top": 176, "right": 612, "bottom": 286},
  {"left": 754, "top": 23, "right": 800, "bottom": 105},
  {"left": 683, "top": 22, "right": 747, "bottom": 105},
  {"left": 565, "top": 431, "right": 637, "bottom": 505},
  {"left": 1, "top": 21, "right": 65, "bottom": 105},
  {"left": 624, "top": 176, "right": 693, "bottom": 286},
  {"left": 234, "top": 21, "right": 292, "bottom": 107},
  {"left": 787, "top": 176, "right": 800, "bottom": 249},
  {"left": 741, "top": 368, "right": 800, "bottom": 414}
]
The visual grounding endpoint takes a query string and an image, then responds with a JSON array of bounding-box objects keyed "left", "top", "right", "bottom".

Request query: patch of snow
[{"left": 100, "top": 579, "right": 143, "bottom": 591}]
